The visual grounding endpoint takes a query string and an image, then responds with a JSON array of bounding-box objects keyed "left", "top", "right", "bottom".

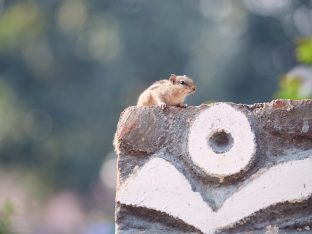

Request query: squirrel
[{"left": 137, "top": 74, "right": 196, "bottom": 109}]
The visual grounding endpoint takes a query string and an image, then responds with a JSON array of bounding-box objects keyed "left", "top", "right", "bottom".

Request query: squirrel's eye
[{"left": 180, "top": 81, "right": 185, "bottom": 85}]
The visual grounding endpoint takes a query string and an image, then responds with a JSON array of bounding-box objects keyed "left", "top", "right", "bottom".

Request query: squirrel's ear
[{"left": 169, "top": 74, "right": 176, "bottom": 84}]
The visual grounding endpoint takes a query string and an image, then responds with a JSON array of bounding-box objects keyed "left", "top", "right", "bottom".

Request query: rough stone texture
[{"left": 114, "top": 100, "right": 312, "bottom": 234}]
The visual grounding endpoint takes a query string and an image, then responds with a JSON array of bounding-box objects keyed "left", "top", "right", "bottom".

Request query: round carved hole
[{"left": 207, "top": 130, "right": 234, "bottom": 154}]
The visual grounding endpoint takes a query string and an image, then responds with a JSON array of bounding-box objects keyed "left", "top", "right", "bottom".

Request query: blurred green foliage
[
  {"left": 0, "top": 2, "right": 42, "bottom": 50},
  {"left": 296, "top": 37, "right": 312, "bottom": 65},
  {"left": 0, "top": 80, "right": 26, "bottom": 143},
  {"left": 0, "top": 199, "right": 15, "bottom": 234},
  {"left": 273, "top": 77, "right": 306, "bottom": 100},
  {"left": 274, "top": 36, "right": 312, "bottom": 100}
]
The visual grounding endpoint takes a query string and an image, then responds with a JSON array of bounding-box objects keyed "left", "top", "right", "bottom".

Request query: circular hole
[{"left": 207, "top": 130, "right": 234, "bottom": 154}]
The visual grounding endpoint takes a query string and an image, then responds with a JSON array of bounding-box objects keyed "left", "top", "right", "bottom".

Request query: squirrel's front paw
[{"left": 159, "top": 102, "right": 167, "bottom": 110}]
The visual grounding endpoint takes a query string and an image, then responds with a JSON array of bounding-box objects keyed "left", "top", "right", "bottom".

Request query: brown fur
[{"left": 137, "top": 74, "right": 196, "bottom": 109}]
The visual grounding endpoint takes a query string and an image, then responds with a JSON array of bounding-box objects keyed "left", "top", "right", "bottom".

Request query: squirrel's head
[{"left": 169, "top": 74, "right": 196, "bottom": 95}]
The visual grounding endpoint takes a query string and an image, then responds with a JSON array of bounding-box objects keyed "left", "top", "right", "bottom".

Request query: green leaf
[
  {"left": 296, "top": 37, "right": 312, "bottom": 65},
  {"left": 0, "top": 199, "right": 15, "bottom": 234},
  {"left": 273, "top": 76, "right": 309, "bottom": 100}
]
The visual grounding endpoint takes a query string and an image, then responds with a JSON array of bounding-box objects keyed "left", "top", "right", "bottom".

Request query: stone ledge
[{"left": 114, "top": 100, "right": 312, "bottom": 234}]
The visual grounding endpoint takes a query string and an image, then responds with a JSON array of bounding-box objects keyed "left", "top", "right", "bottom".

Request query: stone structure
[{"left": 114, "top": 100, "right": 312, "bottom": 233}]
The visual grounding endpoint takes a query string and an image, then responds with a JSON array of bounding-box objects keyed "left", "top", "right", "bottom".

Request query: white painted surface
[
  {"left": 117, "top": 156, "right": 312, "bottom": 233},
  {"left": 188, "top": 103, "right": 256, "bottom": 178},
  {"left": 117, "top": 157, "right": 213, "bottom": 231}
]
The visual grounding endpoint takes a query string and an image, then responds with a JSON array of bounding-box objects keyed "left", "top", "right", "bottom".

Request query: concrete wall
[{"left": 114, "top": 100, "right": 312, "bottom": 234}]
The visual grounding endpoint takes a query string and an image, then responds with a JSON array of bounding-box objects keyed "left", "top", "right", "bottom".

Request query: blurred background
[{"left": 0, "top": 0, "right": 312, "bottom": 233}]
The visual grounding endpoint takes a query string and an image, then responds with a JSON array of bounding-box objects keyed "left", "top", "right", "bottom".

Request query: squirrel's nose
[{"left": 192, "top": 87, "right": 196, "bottom": 91}]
